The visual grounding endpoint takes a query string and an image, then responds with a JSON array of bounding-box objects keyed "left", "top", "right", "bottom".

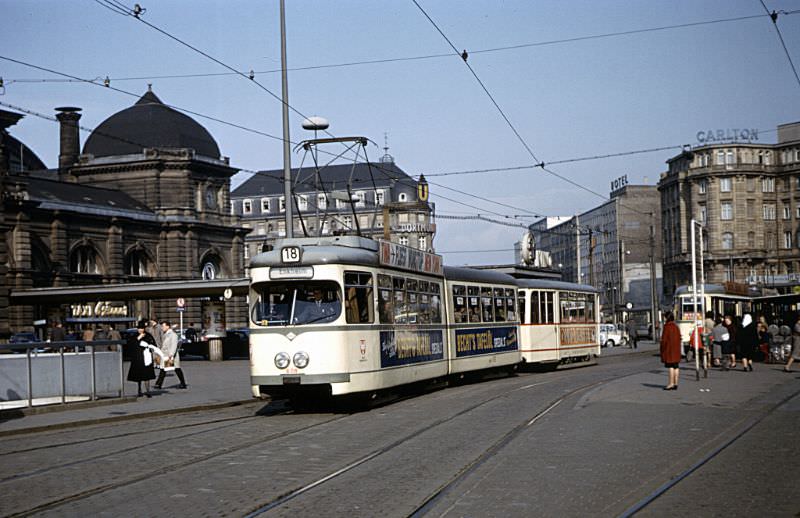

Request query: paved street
[{"left": 0, "top": 346, "right": 797, "bottom": 517}]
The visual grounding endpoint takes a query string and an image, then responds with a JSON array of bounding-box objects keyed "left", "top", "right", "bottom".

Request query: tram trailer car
[
  {"left": 248, "top": 236, "right": 522, "bottom": 401},
  {"left": 673, "top": 284, "right": 752, "bottom": 345},
  {"left": 516, "top": 279, "right": 600, "bottom": 366}
]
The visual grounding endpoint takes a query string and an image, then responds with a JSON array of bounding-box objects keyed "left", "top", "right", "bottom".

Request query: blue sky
[{"left": 2, "top": 0, "right": 799, "bottom": 265}]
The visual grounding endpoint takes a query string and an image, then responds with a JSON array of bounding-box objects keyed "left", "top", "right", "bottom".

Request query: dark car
[
  {"left": 180, "top": 329, "right": 249, "bottom": 360},
  {"left": 8, "top": 332, "right": 47, "bottom": 353}
]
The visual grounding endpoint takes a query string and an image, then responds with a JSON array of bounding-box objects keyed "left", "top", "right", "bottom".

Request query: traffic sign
[
  {"left": 176, "top": 297, "right": 185, "bottom": 308},
  {"left": 176, "top": 307, "right": 185, "bottom": 312}
]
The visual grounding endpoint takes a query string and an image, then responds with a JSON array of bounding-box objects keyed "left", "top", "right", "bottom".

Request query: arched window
[
  {"left": 124, "top": 250, "right": 151, "bottom": 277},
  {"left": 398, "top": 193, "right": 408, "bottom": 202},
  {"left": 70, "top": 245, "right": 100, "bottom": 274},
  {"left": 201, "top": 256, "right": 223, "bottom": 280},
  {"left": 721, "top": 232, "right": 734, "bottom": 250}
]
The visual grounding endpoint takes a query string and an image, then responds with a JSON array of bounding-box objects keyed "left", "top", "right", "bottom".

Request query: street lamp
[{"left": 690, "top": 218, "right": 706, "bottom": 381}]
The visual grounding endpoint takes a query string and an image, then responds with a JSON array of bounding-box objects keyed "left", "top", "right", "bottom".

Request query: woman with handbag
[
  {"left": 127, "top": 320, "right": 157, "bottom": 397},
  {"left": 660, "top": 311, "right": 682, "bottom": 390}
]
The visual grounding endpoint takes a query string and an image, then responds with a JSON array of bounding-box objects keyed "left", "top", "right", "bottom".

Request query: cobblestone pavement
[{"left": 0, "top": 352, "right": 796, "bottom": 517}]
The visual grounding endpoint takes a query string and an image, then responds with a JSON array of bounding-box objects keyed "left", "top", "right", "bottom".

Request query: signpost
[{"left": 176, "top": 298, "right": 185, "bottom": 339}]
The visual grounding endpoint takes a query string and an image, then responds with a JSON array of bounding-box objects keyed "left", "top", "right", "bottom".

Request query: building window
[
  {"left": 317, "top": 194, "right": 327, "bottom": 210},
  {"left": 747, "top": 177, "right": 755, "bottom": 192},
  {"left": 398, "top": 236, "right": 409, "bottom": 246},
  {"left": 720, "top": 177, "right": 732, "bottom": 192},
  {"left": 721, "top": 232, "right": 734, "bottom": 250},
  {"left": 201, "top": 260, "right": 219, "bottom": 280},
  {"left": 721, "top": 202, "right": 733, "bottom": 220},
  {"left": 716, "top": 150, "right": 725, "bottom": 166},
  {"left": 747, "top": 199, "right": 755, "bottom": 218},
  {"left": 796, "top": 206, "right": 800, "bottom": 219},
  {"left": 321, "top": 220, "right": 330, "bottom": 235},
  {"left": 698, "top": 179, "right": 707, "bottom": 194},
  {"left": 763, "top": 203, "right": 776, "bottom": 220},
  {"left": 376, "top": 215, "right": 383, "bottom": 228},
  {"left": 418, "top": 236, "right": 427, "bottom": 250},
  {"left": 699, "top": 204, "right": 706, "bottom": 222},
  {"left": 124, "top": 250, "right": 149, "bottom": 277},
  {"left": 376, "top": 189, "right": 385, "bottom": 205},
  {"left": 726, "top": 150, "right": 735, "bottom": 169},
  {"left": 279, "top": 196, "right": 286, "bottom": 213},
  {"left": 354, "top": 191, "right": 366, "bottom": 208},
  {"left": 257, "top": 222, "right": 266, "bottom": 235},
  {"left": 298, "top": 195, "right": 308, "bottom": 211},
  {"left": 243, "top": 199, "right": 253, "bottom": 215},
  {"left": 342, "top": 215, "right": 353, "bottom": 230},
  {"left": 784, "top": 231, "right": 793, "bottom": 249},
  {"left": 766, "top": 232, "right": 776, "bottom": 249},
  {"left": 243, "top": 245, "right": 250, "bottom": 260},
  {"left": 230, "top": 204, "right": 236, "bottom": 216},
  {"left": 784, "top": 205, "right": 791, "bottom": 220},
  {"left": 260, "top": 198, "right": 270, "bottom": 213},
  {"left": 398, "top": 193, "right": 408, "bottom": 202},
  {"left": 748, "top": 231, "right": 755, "bottom": 248},
  {"left": 762, "top": 177, "right": 775, "bottom": 193}
]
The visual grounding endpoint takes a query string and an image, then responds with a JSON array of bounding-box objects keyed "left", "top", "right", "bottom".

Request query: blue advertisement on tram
[
  {"left": 454, "top": 326, "right": 518, "bottom": 357},
  {"left": 380, "top": 330, "right": 444, "bottom": 368}
]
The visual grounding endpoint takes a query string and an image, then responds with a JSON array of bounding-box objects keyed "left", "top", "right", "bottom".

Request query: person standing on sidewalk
[
  {"left": 712, "top": 317, "right": 728, "bottom": 368},
  {"left": 626, "top": 318, "right": 638, "bottom": 349},
  {"left": 154, "top": 321, "right": 187, "bottom": 390},
  {"left": 784, "top": 314, "right": 800, "bottom": 372},
  {"left": 723, "top": 314, "right": 737, "bottom": 370},
  {"left": 127, "top": 320, "right": 157, "bottom": 397},
  {"left": 738, "top": 314, "right": 758, "bottom": 372},
  {"left": 660, "top": 311, "right": 681, "bottom": 390}
]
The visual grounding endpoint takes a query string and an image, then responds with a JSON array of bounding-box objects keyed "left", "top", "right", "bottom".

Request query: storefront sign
[
  {"left": 455, "top": 326, "right": 518, "bottom": 357},
  {"left": 696, "top": 128, "right": 758, "bottom": 144},
  {"left": 380, "top": 329, "right": 444, "bottom": 367},
  {"left": 379, "top": 240, "right": 443, "bottom": 276},
  {"left": 69, "top": 301, "right": 128, "bottom": 318}
]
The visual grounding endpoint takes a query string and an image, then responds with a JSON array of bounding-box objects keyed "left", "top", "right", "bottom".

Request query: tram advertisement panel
[
  {"left": 380, "top": 330, "right": 444, "bottom": 367},
  {"left": 455, "top": 326, "right": 518, "bottom": 357},
  {"left": 560, "top": 325, "right": 596, "bottom": 346}
]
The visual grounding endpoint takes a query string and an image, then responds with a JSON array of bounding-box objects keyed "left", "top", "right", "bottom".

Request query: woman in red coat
[{"left": 660, "top": 311, "right": 682, "bottom": 390}]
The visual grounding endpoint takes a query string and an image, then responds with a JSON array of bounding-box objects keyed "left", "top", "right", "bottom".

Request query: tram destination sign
[{"left": 379, "top": 240, "right": 443, "bottom": 276}]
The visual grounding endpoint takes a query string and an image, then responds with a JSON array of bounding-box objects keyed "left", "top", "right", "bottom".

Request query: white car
[{"left": 599, "top": 323, "right": 627, "bottom": 348}]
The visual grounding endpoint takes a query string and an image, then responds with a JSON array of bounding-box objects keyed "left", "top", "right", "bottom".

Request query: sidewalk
[{"left": 0, "top": 359, "right": 254, "bottom": 435}]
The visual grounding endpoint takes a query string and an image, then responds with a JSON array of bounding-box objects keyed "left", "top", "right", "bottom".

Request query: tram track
[
  {"left": 3, "top": 412, "right": 352, "bottom": 518},
  {"left": 242, "top": 366, "right": 638, "bottom": 517}
]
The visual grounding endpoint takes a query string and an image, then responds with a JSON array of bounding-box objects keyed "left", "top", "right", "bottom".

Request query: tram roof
[
  {"left": 515, "top": 279, "right": 599, "bottom": 292},
  {"left": 249, "top": 236, "right": 381, "bottom": 270},
  {"left": 443, "top": 266, "right": 517, "bottom": 285}
]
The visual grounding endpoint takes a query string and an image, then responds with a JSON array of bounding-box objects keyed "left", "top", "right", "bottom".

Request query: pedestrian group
[{"left": 126, "top": 319, "right": 188, "bottom": 397}]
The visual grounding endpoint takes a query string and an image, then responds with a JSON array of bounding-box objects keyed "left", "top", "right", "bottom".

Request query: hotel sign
[
  {"left": 70, "top": 301, "right": 128, "bottom": 318},
  {"left": 610, "top": 174, "right": 628, "bottom": 193},
  {"left": 696, "top": 128, "right": 758, "bottom": 144}
]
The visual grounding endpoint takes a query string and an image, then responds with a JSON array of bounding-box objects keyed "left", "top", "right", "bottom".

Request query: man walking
[
  {"left": 154, "top": 320, "right": 188, "bottom": 390},
  {"left": 626, "top": 318, "right": 638, "bottom": 349}
]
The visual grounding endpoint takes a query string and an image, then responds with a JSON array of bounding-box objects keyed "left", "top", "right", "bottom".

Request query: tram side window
[
  {"left": 542, "top": 291, "right": 554, "bottom": 323},
  {"left": 453, "top": 284, "right": 467, "bottom": 323},
  {"left": 518, "top": 290, "right": 527, "bottom": 324},
  {"left": 393, "top": 276, "right": 407, "bottom": 324},
  {"left": 494, "top": 288, "right": 506, "bottom": 322},
  {"left": 530, "top": 291, "right": 540, "bottom": 324},
  {"left": 505, "top": 288, "right": 517, "bottom": 321},
  {"left": 468, "top": 286, "right": 481, "bottom": 322},
  {"left": 587, "top": 294, "right": 596, "bottom": 322},
  {"left": 481, "top": 287, "right": 495, "bottom": 322},
  {"left": 430, "top": 282, "right": 442, "bottom": 323},
  {"left": 344, "top": 271, "right": 374, "bottom": 324},
  {"left": 378, "top": 274, "right": 393, "bottom": 323}
]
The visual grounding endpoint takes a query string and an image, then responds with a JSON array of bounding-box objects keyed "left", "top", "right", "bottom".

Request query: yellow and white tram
[
  {"left": 673, "top": 284, "right": 751, "bottom": 344},
  {"left": 516, "top": 279, "right": 600, "bottom": 365}
]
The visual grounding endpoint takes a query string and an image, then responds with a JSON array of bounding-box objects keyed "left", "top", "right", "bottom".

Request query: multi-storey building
[
  {"left": 658, "top": 121, "right": 800, "bottom": 298},
  {"left": 530, "top": 183, "right": 663, "bottom": 322},
  {"left": 231, "top": 156, "right": 435, "bottom": 271}
]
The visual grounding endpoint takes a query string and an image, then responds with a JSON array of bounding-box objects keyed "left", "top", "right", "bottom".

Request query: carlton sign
[{"left": 696, "top": 128, "right": 758, "bottom": 144}]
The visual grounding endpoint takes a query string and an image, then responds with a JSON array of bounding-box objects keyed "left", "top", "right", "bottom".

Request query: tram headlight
[
  {"left": 274, "top": 352, "right": 291, "bottom": 369},
  {"left": 292, "top": 351, "right": 310, "bottom": 369}
]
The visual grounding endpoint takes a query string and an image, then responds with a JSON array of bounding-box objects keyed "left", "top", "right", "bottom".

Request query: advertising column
[{"left": 202, "top": 301, "right": 227, "bottom": 361}]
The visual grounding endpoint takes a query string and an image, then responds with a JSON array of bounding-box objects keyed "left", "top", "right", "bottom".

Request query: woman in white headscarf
[{"left": 738, "top": 313, "right": 758, "bottom": 372}]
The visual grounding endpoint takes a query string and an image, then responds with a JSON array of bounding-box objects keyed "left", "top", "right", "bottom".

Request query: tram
[
  {"left": 673, "top": 284, "right": 752, "bottom": 343},
  {"left": 516, "top": 279, "right": 600, "bottom": 365},
  {"left": 248, "top": 236, "right": 520, "bottom": 400}
]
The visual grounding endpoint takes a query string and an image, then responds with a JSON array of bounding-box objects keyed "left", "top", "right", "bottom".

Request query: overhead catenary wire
[
  {"left": 758, "top": 1, "right": 800, "bottom": 92},
  {"left": 7, "top": 11, "right": 797, "bottom": 85}
]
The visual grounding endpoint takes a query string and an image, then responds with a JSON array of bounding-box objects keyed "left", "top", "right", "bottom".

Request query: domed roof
[{"left": 82, "top": 89, "right": 221, "bottom": 159}]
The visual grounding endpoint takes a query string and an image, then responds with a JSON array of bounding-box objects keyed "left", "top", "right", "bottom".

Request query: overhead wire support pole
[
  {"left": 691, "top": 219, "right": 702, "bottom": 382},
  {"left": 280, "top": 0, "right": 293, "bottom": 238}
]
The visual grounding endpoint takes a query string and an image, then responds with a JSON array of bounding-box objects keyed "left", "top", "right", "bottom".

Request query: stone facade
[{"left": 658, "top": 121, "right": 800, "bottom": 298}]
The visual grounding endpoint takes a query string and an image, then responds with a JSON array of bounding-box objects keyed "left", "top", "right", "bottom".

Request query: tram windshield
[{"left": 251, "top": 281, "right": 341, "bottom": 326}]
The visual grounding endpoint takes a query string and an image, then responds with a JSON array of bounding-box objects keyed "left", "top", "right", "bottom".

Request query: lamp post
[{"left": 690, "top": 219, "right": 706, "bottom": 381}]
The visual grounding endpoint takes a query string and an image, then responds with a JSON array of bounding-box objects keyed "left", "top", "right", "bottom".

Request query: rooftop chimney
[{"left": 55, "top": 106, "right": 82, "bottom": 171}]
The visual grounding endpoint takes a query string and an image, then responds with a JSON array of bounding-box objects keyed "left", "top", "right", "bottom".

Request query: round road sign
[{"left": 176, "top": 297, "right": 186, "bottom": 308}]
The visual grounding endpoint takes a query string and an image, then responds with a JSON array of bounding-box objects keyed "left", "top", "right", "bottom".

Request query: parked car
[
  {"left": 599, "top": 323, "right": 628, "bottom": 348},
  {"left": 8, "top": 332, "right": 47, "bottom": 353},
  {"left": 180, "top": 329, "right": 249, "bottom": 360}
]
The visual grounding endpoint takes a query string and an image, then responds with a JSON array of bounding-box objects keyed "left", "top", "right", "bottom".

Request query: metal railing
[{"left": 1, "top": 340, "right": 125, "bottom": 409}]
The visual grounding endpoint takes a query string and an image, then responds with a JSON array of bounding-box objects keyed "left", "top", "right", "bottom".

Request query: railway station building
[
  {"left": 0, "top": 89, "right": 249, "bottom": 337},
  {"left": 658, "top": 121, "right": 800, "bottom": 298}
]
